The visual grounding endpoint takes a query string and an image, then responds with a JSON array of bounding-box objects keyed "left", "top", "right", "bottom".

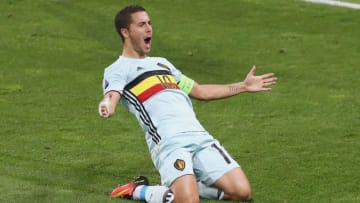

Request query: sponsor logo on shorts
[{"left": 174, "top": 159, "right": 185, "bottom": 171}]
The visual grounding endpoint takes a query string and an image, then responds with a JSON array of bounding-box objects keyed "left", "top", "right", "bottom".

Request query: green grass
[{"left": 1, "top": 0, "right": 359, "bottom": 202}]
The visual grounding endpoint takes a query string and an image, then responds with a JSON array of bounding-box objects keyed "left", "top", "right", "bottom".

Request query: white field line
[{"left": 304, "top": 0, "right": 360, "bottom": 9}]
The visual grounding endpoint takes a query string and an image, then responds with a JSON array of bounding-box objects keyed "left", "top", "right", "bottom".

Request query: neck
[{"left": 122, "top": 44, "right": 147, "bottom": 59}]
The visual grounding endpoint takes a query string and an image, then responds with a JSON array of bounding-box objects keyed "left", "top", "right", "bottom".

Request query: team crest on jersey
[{"left": 174, "top": 159, "right": 185, "bottom": 171}]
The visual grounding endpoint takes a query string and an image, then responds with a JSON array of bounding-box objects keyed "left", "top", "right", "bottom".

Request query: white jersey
[
  {"left": 102, "top": 56, "right": 208, "bottom": 151},
  {"left": 102, "top": 56, "right": 240, "bottom": 186}
]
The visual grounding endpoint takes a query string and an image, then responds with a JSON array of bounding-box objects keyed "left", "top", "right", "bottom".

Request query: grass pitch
[{"left": 1, "top": 0, "right": 359, "bottom": 202}]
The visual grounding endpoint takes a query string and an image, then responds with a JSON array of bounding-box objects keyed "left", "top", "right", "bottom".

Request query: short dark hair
[{"left": 114, "top": 5, "right": 146, "bottom": 42}]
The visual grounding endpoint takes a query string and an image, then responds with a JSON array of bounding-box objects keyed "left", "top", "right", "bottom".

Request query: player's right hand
[{"left": 98, "top": 96, "right": 111, "bottom": 118}]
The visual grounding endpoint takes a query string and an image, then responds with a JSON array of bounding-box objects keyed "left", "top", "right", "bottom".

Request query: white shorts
[{"left": 155, "top": 135, "right": 240, "bottom": 187}]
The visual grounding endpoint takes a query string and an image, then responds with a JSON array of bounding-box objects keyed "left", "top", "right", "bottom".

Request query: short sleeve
[{"left": 102, "top": 66, "right": 127, "bottom": 95}]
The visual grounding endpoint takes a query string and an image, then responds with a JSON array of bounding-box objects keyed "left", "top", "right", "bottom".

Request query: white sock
[
  {"left": 133, "top": 185, "right": 174, "bottom": 203},
  {"left": 197, "top": 181, "right": 224, "bottom": 200}
]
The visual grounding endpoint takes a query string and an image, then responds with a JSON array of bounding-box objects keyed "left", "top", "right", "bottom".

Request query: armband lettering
[{"left": 178, "top": 74, "right": 194, "bottom": 95}]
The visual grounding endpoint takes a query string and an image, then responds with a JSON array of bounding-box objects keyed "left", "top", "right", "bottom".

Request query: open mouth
[{"left": 144, "top": 37, "right": 152, "bottom": 44}]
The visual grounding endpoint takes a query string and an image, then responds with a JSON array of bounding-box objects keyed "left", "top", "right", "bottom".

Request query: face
[{"left": 122, "top": 11, "right": 152, "bottom": 58}]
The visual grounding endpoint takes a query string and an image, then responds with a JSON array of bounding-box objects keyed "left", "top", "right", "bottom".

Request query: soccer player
[{"left": 98, "top": 5, "right": 277, "bottom": 203}]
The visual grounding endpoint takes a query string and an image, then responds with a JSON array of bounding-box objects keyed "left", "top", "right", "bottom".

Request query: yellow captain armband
[{"left": 178, "top": 74, "right": 195, "bottom": 95}]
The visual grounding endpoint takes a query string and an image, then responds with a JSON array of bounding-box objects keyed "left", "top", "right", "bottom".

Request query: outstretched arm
[
  {"left": 189, "top": 66, "right": 277, "bottom": 101},
  {"left": 98, "top": 91, "right": 121, "bottom": 118}
]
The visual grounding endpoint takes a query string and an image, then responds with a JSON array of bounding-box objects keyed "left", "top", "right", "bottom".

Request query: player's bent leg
[
  {"left": 213, "top": 167, "right": 252, "bottom": 201},
  {"left": 170, "top": 174, "right": 200, "bottom": 203}
]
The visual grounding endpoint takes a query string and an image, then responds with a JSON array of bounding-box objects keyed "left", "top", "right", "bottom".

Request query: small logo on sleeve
[{"left": 103, "top": 80, "right": 109, "bottom": 89}]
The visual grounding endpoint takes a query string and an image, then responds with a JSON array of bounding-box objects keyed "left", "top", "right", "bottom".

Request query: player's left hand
[{"left": 244, "top": 65, "right": 277, "bottom": 92}]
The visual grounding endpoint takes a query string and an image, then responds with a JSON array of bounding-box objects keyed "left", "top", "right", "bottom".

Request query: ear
[{"left": 120, "top": 28, "right": 129, "bottom": 39}]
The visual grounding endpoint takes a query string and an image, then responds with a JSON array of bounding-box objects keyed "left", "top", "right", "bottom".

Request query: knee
[
  {"left": 173, "top": 192, "right": 200, "bottom": 203},
  {"left": 170, "top": 174, "right": 200, "bottom": 203},
  {"left": 237, "top": 186, "right": 252, "bottom": 201},
  {"left": 182, "top": 195, "right": 200, "bottom": 203},
  {"left": 226, "top": 185, "right": 252, "bottom": 201}
]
